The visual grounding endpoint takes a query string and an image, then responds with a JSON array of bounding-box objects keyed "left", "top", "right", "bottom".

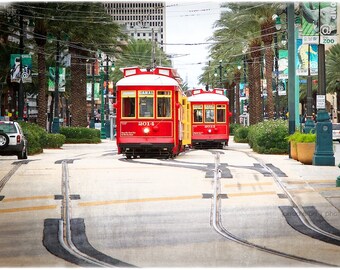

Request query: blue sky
[{"left": 166, "top": 1, "right": 225, "bottom": 88}]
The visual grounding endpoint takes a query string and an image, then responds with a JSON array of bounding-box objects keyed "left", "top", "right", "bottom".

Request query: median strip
[
  {"left": 2, "top": 195, "right": 55, "bottom": 202},
  {"left": 78, "top": 195, "right": 202, "bottom": 207},
  {"left": 0, "top": 205, "right": 57, "bottom": 214}
]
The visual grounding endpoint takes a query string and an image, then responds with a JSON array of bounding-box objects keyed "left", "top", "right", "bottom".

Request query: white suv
[{"left": 0, "top": 121, "right": 28, "bottom": 159}]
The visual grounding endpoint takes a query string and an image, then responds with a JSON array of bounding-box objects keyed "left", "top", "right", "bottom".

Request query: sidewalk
[{"left": 228, "top": 137, "right": 340, "bottom": 226}]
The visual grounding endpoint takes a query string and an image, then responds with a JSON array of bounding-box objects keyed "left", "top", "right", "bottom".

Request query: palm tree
[
  {"left": 254, "top": 4, "right": 281, "bottom": 120},
  {"left": 249, "top": 38, "right": 263, "bottom": 124},
  {"left": 33, "top": 18, "right": 48, "bottom": 129},
  {"left": 52, "top": 2, "right": 122, "bottom": 127},
  {"left": 233, "top": 68, "right": 241, "bottom": 124},
  {"left": 30, "top": 2, "right": 123, "bottom": 128},
  {"left": 112, "top": 39, "right": 171, "bottom": 83},
  {"left": 204, "top": 3, "right": 281, "bottom": 124}
]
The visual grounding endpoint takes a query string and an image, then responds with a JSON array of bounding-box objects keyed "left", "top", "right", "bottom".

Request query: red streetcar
[
  {"left": 115, "top": 67, "right": 191, "bottom": 158},
  {"left": 188, "top": 88, "right": 231, "bottom": 149}
]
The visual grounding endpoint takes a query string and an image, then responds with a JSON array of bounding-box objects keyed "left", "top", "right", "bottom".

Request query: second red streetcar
[{"left": 188, "top": 88, "right": 231, "bottom": 149}]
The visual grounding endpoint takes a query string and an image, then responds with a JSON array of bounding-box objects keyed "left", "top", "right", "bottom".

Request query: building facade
[{"left": 103, "top": 2, "right": 166, "bottom": 51}]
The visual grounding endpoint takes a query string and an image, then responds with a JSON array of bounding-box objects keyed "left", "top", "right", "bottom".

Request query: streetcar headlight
[
  {"left": 208, "top": 129, "right": 212, "bottom": 133},
  {"left": 143, "top": 127, "right": 150, "bottom": 134}
]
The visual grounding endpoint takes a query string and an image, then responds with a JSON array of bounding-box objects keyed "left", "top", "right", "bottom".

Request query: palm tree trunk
[
  {"left": 264, "top": 42, "right": 274, "bottom": 119},
  {"left": 250, "top": 39, "right": 263, "bottom": 125},
  {"left": 226, "top": 81, "right": 235, "bottom": 124},
  {"left": 70, "top": 45, "right": 88, "bottom": 127},
  {"left": 337, "top": 91, "right": 340, "bottom": 123},
  {"left": 247, "top": 58, "right": 255, "bottom": 125},
  {"left": 234, "top": 70, "right": 241, "bottom": 124},
  {"left": 253, "top": 57, "right": 262, "bottom": 124},
  {"left": 36, "top": 46, "right": 47, "bottom": 129}
]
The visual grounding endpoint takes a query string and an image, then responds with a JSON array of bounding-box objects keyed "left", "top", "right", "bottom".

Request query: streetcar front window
[
  {"left": 193, "top": 105, "right": 203, "bottom": 123},
  {"left": 157, "top": 91, "right": 171, "bottom": 118},
  {"left": 122, "top": 91, "right": 136, "bottom": 118},
  {"left": 216, "top": 105, "right": 226, "bottom": 123},
  {"left": 139, "top": 91, "right": 154, "bottom": 118},
  {"left": 204, "top": 105, "right": 215, "bottom": 123}
]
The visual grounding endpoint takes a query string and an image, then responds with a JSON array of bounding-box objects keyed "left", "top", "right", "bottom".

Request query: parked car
[
  {"left": 0, "top": 121, "right": 28, "bottom": 159},
  {"left": 332, "top": 123, "right": 340, "bottom": 143}
]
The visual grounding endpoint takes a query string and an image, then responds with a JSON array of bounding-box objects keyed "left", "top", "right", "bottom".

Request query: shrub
[
  {"left": 230, "top": 123, "right": 242, "bottom": 135},
  {"left": 234, "top": 126, "right": 249, "bottom": 143},
  {"left": 248, "top": 119, "right": 289, "bottom": 154},
  {"left": 19, "top": 121, "right": 46, "bottom": 155},
  {"left": 18, "top": 121, "right": 66, "bottom": 155},
  {"left": 60, "top": 127, "right": 101, "bottom": 143},
  {"left": 45, "top": 133, "right": 66, "bottom": 148},
  {"left": 19, "top": 121, "right": 47, "bottom": 148}
]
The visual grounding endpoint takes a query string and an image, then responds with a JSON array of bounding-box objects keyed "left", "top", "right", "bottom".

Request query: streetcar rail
[
  {"left": 210, "top": 153, "right": 338, "bottom": 267},
  {"left": 59, "top": 161, "right": 117, "bottom": 268}
]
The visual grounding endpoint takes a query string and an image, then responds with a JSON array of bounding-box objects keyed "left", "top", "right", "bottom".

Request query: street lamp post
[
  {"left": 218, "top": 60, "right": 222, "bottom": 87},
  {"left": 303, "top": 44, "right": 315, "bottom": 133},
  {"left": 51, "top": 37, "right": 60, "bottom": 133},
  {"left": 99, "top": 53, "right": 114, "bottom": 138},
  {"left": 273, "top": 32, "right": 280, "bottom": 119},
  {"left": 18, "top": 13, "right": 24, "bottom": 121},
  {"left": 89, "top": 60, "right": 95, "bottom": 129},
  {"left": 99, "top": 68, "right": 106, "bottom": 139},
  {"left": 287, "top": 3, "right": 296, "bottom": 136},
  {"left": 214, "top": 60, "right": 223, "bottom": 88},
  {"left": 312, "top": 4, "right": 335, "bottom": 165}
]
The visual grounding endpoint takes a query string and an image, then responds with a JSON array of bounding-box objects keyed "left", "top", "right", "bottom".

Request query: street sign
[{"left": 316, "top": 95, "right": 326, "bottom": 109}]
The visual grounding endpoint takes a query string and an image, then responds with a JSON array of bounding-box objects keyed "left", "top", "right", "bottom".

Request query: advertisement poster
[
  {"left": 278, "top": 50, "right": 288, "bottom": 79},
  {"left": 10, "top": 54, "right": 32, "bottom": 83},
  {"left": 296, "top": 39, "right": 318, "bottom": 76},
  {"left": 301, "top": 2, "right": 337, "bottom": 44},
  {"left": 48, "top": 67, "right": 66, "bottom": 92},
  {"left": 86, "top": 83, "right": 100, "bottom": 101}
]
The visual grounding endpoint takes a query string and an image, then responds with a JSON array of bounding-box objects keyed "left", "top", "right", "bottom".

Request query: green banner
[
  {"left": 86, "top": 83, "right": 100, "bottom": 101},
  {"left": 10, "top": 54, "right": 32, "bottom": 83},
  {"left": 301, "top": 2, "right": 337, "bottom": 44},
  {"left": 48, "top": 67, "right": 66, "bottom": 92},
  {"left": 278, "top": 50, "right": 288, "bottom": 79}
]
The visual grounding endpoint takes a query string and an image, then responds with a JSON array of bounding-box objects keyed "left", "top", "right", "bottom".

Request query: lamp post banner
[
  {"left": 296, "top": 39, "right": 318, "bottom": 76},
  {"left": 301, "top": 2, "right": 337, "bottom": 44},
  {"left": 10, "top": 54, "right": 32, "bottom": 83},
  {"left": 278, "top": 50, "right": 288, "bottom": 79},
  {"left": 48, "top": 67, "right": 66, "bottom": 92},
  {"left": 86, "top": 83, "right": 100, "bottom": 101}
]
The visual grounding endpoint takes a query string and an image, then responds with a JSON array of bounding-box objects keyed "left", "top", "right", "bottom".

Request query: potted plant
[
  {"left": 295, "top": 132, "right": 316, "bottom": 165},
  {"left": 286, "top": 131, "right": 301, "bottom": 160}
]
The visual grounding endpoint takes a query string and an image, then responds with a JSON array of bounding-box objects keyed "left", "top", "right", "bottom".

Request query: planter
[
  {"left": 290, "top": 142, "right": 298, "bottom": 160},
  {"left": 296, "top": 142, "right": 315, "bottom": 165}
]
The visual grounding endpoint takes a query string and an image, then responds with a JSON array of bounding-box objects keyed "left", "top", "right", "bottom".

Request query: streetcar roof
[
  {"left": 116, "top": 74, "right": 179, "bottom": 87},
  {"left": 188, "top": 93, "right": 229, "bottom": 102}
]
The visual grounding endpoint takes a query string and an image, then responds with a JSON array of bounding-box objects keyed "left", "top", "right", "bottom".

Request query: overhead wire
[{"left": 1, "top": 2, "right": 284, "bottom": 71}]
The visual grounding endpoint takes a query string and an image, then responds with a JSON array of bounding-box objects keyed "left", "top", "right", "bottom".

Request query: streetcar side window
[
  {"left": 157, "top": 91, "right": 171, "bottom": 118},
  {"left": 139, "top": 91, "right": 154, "bottom": 118},
  {"left": 193, "top": 105, "right": 203, "bottom": 123},
  {"left": 216, "top": 105, "right": 226, "bottom": 123},
  {"left": 204, "top": 105, "right": 215, "bottom": 123},
  {"left": 121, "top": 91, "right": 136, "bottom": 118}
]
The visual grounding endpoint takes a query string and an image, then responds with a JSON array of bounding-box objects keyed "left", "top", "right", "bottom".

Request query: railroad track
[
  {"left": 0, "top": 160, "right": 29, "bottom": 193},
  {"left": 210, "top": 152, "right": 339, "bottom": 267},
  {"left": 58, "top": 161, "right": 134, "bottom": 268}
]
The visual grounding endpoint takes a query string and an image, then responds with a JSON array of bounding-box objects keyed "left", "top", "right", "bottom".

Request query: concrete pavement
[{"left": 227, "top": 136, "right": 340, "bottom": 230}]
